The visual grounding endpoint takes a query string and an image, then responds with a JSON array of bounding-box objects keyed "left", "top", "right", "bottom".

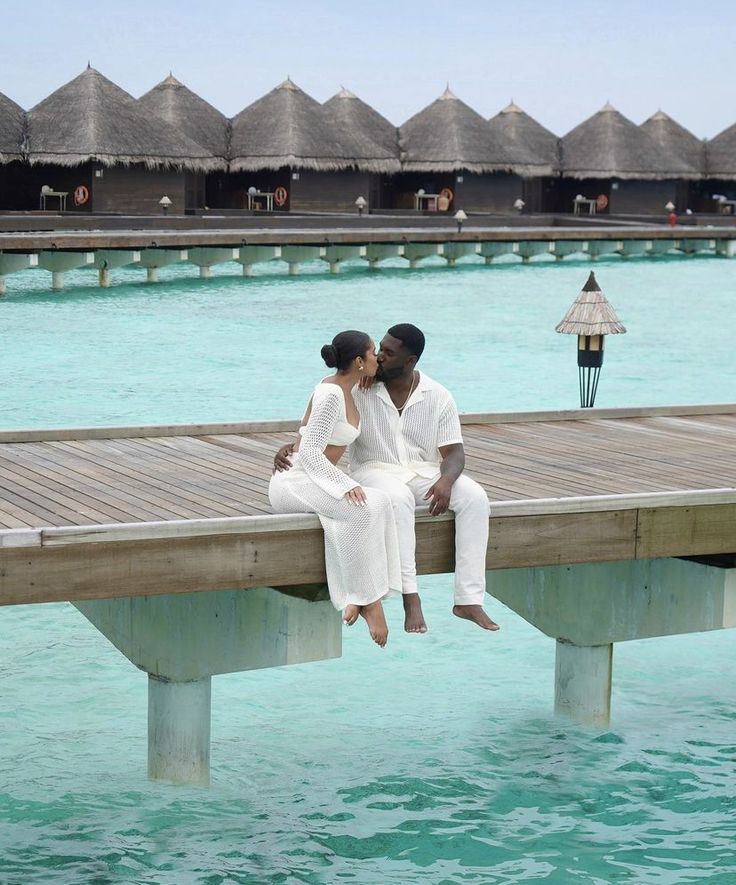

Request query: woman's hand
[
  {"left": 345, "top": 486, "right": 367, "bottom": 506},
  {"left": 358, "top": 374, "right": 376, "bottom": 391},
  {"left": 273, "top": 443, "right": 295, "bottom": 473}
]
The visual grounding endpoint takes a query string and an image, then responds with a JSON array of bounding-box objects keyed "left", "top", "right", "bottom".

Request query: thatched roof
[
  {"left": 640, "top": 110, "right": 704, "bottom": 176},
  {"left": 322, "top": 87, "right": 400, "bottom": 173},
  {"left": 555, "top": 272, "right": 626, "bottom": 336},
  {"left": 26, "top": 66, "right": 221, "bottom": 171},
  {"left": 487, "top": 101, "right": 559, "bottom": 173},
  {"left": 138, "top": 73, "right": 229, "bottom": 163},
  {"left": 399, "top": 87, "right": 549, "bottom": 176},
  {"left": 0, "top": 91, "right": 25, "bottom": 164},
  {"left": 705, "top": 121, "right": 736, "bottom": 180},
  {"left": 561, "top": 103, "right": 699, "bottom": 180},
  {"left": 230, "top": 78, "right": 356, "bottom": 172}
]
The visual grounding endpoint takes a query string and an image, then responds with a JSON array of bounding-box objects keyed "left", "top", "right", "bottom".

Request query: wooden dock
[
  {"left": 1, "top": 403, "right": 735, "bottom": 607},
  {"left": 2, "top": 402, "right": 735, "bottom": 782}
]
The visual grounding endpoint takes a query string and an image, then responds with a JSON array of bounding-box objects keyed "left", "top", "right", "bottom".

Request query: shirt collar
[{"left": 373, "top": 372, "right": 428, "bottom": 410}]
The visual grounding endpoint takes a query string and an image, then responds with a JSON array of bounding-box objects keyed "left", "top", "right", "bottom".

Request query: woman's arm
[{"left": 298, "top": 387, "right": 360, "bottom": 499}]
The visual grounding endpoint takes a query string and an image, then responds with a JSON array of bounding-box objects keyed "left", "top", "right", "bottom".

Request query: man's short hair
[{"left": 387, "top": 323, "right": 425, "bottom": 360}]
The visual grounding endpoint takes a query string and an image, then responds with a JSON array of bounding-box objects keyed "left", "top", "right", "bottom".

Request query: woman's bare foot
[
  {"left": 452, "top": 604, "right": 500, "bottom": 631},
  {"left": 403, "top": 593, "right": 428, "bottom": 633},
  {"left": 343, "top": 604, "right": 360, "bottom": 626},
  {"left": 360, "top": 600, "right": 388, "bottom": 647}
]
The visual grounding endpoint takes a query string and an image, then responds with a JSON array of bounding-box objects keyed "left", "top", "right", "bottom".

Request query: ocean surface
[{"left": 0, "top": 254, "right": 735, "bottom": 884}]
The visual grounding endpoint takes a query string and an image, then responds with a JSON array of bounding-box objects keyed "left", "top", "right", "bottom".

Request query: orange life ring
[
  {"left": 274, "top": 186, "right": 288, "bottom": 207},
  {"left": 439, "top": 187, "right": 454, "bottom": 204},
  {"left": 596, "top": 193, "right": 609, "bottom": 211},
  {"left": 73, "top": 185, "right": 89, "bottom": 206}
]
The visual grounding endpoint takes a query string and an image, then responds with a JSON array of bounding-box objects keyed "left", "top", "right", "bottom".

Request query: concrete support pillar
[
  {"left": 74, "top": 586, "right": 340, "bottom": 786},
  {"left": 404, "top": 243, "right": 442, "bottom": 268},
  {"left": 98, "top": 268, "right": 110, "bottom": 288},
  {"left": 281, "top": 246, "right": 324, "bottom": 276},
  {"left": 38, "top": 251, "right": 95, "bottom": 291},
  {"left": 554, "top": 641, "right": 612, "bottom": 727},
  {"left": 236, "top": 245, "right": 282, "bottom": 278},
  {"left": 323, "top": 245, "right": 364, "bottom": 274},
  {"left": 646, "top": 239, "right": 675, "bottom": 256},
  {"left": 716, "top": 238, "right": 736, "bottom": 257},
  {"left": 516, "top": 241, "right": 551, "bottom": 263},
  {"left": 365, "top": 244, "right": 403, "bottom": 269},
  {"left": 189, "top": 247, "right": 239, "bottom": 278},
  {"left": 551, "top": 241, "right": 584, "bottom": 261},
  {"left": 148, "top": 675, "right": 211, "bottom": 786},
  {"left": 0, "top": 253, "right": 38, "bottom": 294},
  {"left": 617, "top": 240, "right": 647, "bottom": 258},
  {"left": 585, "top": 240, "right": 619, "bottom": 261},
  {"left": 479, "top": 242, "right": 514, "bottom": 263},
  {"left": 443, "top": 242, "right": 478, "bottom": 267},
  {"left": 489, "top": 559, "right": 736, "bottom": 728},
  {"left": 137, "top": 249, "right": 189, "bottom": 283}
]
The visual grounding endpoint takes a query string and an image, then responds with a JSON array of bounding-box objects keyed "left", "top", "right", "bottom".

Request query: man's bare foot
[
  {"left": 343, "top": 604, "right": 360, "bottom": 626},
  {"left": 452, "top": 604, "right": 500, "bottom": 631},
  {"left": 403, "top": 593, "right": 428, "bottom": 633},
  {"left": 360, "top": 600, "right": 388, "bottom": 647}
]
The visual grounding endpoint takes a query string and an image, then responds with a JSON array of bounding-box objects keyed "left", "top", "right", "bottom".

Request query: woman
[{"left": 269, "top": 330, "right": 401, "bottom": 647}]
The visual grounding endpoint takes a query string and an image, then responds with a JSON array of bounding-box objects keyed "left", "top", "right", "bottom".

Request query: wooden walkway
[{"left": 1, "top": 404, "right": 735, "bottom": 606}]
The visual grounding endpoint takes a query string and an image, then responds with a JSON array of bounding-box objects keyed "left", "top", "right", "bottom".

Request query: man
[{"left": 275, "top": 323, "right": 498, "bottom": 634}]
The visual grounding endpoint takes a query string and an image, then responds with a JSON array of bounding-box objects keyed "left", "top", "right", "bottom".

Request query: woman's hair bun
[{"left": 321, "top": 344, "right": 338, "bottom": 368}]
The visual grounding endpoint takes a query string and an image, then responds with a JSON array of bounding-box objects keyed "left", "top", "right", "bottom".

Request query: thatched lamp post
[
  {"left": 454, "top": 209, "right": 467, "bottom": 232},
  {"left": 355, "top": 195, "right": 367, "bottom": 216},
  {"left": 159, "top": 195, "right": 172, "bottom": 216},
  {"left": 555, "top": 271, "right": 626, "bottom": 408}
]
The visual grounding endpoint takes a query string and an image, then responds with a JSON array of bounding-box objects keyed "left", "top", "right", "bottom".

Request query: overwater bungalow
[
  {"left": 138, "top": 73, "right": 229, "bottom": 210},
  {"left": 640, "top": 110, "right": 704, "bottom": 211},
  {"left": 486, "top": 101, "right": 559, "bottom": 212},
  {"left": 559, "top": 103, "right": 699, "bottom": 215},
  {"left": 704, "top": 122, "right": 736, "bottom": 213},
  {"left": 396, "top": 87, "right": 548, "bottom": 213},
  {"left": 321, "top": 87, "right": 400, "bottom": 209},
  {"left": 229, "top": 78, "right": 377, "bottom": 212},
  {"left": 0, "top": 91, "right": 25, "bottom": 208},
  {"left": 21, "top": 66, "right": 220, "bottom": 214}
]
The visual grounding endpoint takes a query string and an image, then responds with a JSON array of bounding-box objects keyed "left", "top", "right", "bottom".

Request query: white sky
[{"left": 2, "top": 0, "right": 734, "bottom": 138}]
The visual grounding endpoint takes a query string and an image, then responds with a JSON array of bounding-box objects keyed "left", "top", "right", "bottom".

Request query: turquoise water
[{"left": 1, "top": 255, "right": 735, "bottom": 884}]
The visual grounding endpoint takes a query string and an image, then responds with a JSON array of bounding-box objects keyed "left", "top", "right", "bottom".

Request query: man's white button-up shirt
[{"left": 349, "top": 373, "right": 464, "bottom": 483}]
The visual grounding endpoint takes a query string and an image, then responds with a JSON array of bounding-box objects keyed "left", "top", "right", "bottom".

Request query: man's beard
[{"left": 376, "top": 364, "right": 404, "bottom": 382}]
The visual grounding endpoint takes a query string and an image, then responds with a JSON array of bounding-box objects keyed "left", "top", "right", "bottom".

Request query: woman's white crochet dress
[{"left": 269, "top": 384, "right": 402, "bottom": 611}]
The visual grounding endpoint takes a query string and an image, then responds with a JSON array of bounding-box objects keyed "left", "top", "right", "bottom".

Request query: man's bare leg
[
  {"left": 360, "top": 600, "right": 389, "bottom": 647},
  {"left": 403, "top": 593, "right": 428, "bottom": 633},
  {"left": 453, "top": 605, "right": 500, "bottom": 631}
]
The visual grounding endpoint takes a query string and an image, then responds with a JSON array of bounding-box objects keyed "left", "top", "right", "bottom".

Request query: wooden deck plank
[{"left": 0, "top": 410, "right": 733, "bottom": 535}]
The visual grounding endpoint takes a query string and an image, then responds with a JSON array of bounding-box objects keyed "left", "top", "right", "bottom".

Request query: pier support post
[
  {"left": 404, "top": 243, "right": 442, "bottom": 269},
  {"left": 479, "top": 242, "right": 515, "bottom": 264},
  {"left": 189, "top": 247, "right": 239, "bottom": 279},
  {"left": 0, "top": 253, "right": 38, "bottom": 295},
  {"left": 93, "top": 250, "right": 140, "bottom": 288},
  {"left": 364, "top": 244, "right": 403, "bottom": 269},
  {"left": 554, "top": 641, "right": 612, "bottom": 727},
  {"left": 281, "top": 246, "right": 325, "bottom": 276},
  {"left": 137, "top": 249, "right": 189, "bottom": 283},
  {"left": 236, "top": 246, "right": 282, "bottom": 278},
  {"left": 148, "top": 675, "right": 211, "bottom": 786},
  {"left": 74, "top": 586, "right": 340, "bottom": 786},
  {"left": 38, "top": 251, "right": 94, "bottom": 291},
  {"left": 716, "top": 239, "right": 736, "bottom": 258},
  {"left": 489, "top": 558, "right": 736, "bottom": 728}
]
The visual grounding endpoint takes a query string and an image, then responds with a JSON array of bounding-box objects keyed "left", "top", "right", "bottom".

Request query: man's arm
[{"left": 423, "top": 443, "right": 465, "bottom": 516}]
